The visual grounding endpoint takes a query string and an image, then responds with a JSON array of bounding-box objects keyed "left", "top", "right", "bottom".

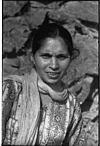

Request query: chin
[{"left": 44, "top": 78, "right": 60, "bottom": 85}]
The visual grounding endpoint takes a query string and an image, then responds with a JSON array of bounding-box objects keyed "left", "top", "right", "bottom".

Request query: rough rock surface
[
  {"left": 3, "top": 1, "right": 98, "bottom": 145},
  {"left": 3, "top": 1, "right": 28, "bottom": 17},
  {"left": 3, "top": 16, "right": 31, "bottom": 53}
]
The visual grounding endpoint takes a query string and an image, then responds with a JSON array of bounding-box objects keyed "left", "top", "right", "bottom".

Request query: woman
[{"left": 2, "top": 22, "right": 86, "bottom": 145}]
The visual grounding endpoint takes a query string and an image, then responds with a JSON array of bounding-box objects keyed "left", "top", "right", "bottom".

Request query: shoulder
[
  {"left": 3, "top": 75, "right": 23, "bottom": 101},
  {"left": 3, "top": 74, "right": 23, "bottom": 86},
  {"left": 67, "top": 90, "right": 81, "bottom": 115}
]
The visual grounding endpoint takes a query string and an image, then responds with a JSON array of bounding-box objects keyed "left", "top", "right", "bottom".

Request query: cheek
[
  {"left": 60, "top": 60, "right": 70, "bottom": 71},
  {"left": 34, "top": 58, "right": 47, "bottom": 72}
]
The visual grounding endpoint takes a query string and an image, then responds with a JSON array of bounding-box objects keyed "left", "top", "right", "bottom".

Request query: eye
[
  {"left": 40, "top": 53, "right": 52, "bottom": 59},
  {"left": 57, "top": 55, "right": 70, "bottom": 60}
]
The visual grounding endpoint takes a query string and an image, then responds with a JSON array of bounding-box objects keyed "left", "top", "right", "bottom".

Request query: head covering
[
  {"left": 15, "top": 69, "right": 40, "bottom": 145},
  {"left": 4, "top": 68, "right": 68, "bottom": 145},
  {"left": 38, "top": 77, "right": 68, "bottom": 102}
]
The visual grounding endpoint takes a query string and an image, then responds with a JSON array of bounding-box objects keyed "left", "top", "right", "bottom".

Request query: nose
[{"left": 50, "top": 57, "right": 59, "bottom": 70}]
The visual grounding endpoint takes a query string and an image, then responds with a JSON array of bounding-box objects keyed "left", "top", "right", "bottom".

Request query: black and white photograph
[{"left": 2, "top": 1, "right": 99, "bottom": 146}]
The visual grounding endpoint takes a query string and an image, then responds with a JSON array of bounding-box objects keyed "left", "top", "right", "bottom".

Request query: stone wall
[{"left": 3, "top": 1, "right": 98, "bottom": 145}]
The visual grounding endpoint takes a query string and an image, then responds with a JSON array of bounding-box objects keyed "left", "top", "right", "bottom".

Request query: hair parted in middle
[{"left": 32, "top": 13, "right": 79, "bottom": 59}]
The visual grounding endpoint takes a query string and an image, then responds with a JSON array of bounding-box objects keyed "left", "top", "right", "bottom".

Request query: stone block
[{"left": 3, "top": 1, "right": 28, "bottom": 17}]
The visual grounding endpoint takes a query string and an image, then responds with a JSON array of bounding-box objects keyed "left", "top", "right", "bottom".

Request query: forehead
[{"left": 39, "top": 37, "right": 69, "bottom": 54}]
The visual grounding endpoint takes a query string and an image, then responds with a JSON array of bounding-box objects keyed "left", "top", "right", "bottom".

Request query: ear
[
  {"left": 30, "top": 55, "right": 35, "bottom": 66},
  {"left": 71, "top": 49, "right": 80, "bottom": 60}
]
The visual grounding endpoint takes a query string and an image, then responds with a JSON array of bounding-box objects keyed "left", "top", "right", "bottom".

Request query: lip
[{"left": 46, "top": 72, "right": 60, "bottom": 79}]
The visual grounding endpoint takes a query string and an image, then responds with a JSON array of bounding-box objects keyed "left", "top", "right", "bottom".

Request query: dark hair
[{"left": 32, "top": 22, "right": 75, "bottom": 58}]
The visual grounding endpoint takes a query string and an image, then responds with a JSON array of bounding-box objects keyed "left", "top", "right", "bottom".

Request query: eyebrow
[{"left": 40, "top": 53, "right": 70, "bottom": 57}]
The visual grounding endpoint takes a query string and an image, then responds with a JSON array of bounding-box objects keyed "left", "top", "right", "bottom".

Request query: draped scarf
[{"left": 4, "top": 69, "right": 68, "bottom": 145}]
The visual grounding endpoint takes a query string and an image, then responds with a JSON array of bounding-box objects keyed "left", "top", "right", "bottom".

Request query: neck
[
  {"left": 36, "top": 72, "right": 65, "bottom": 92},
  {"left": 44, "top": 81, "right": 65, "bottom": 92}
]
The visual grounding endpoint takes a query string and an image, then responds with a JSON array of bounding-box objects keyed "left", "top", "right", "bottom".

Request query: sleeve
[
  {"left": 68, "top": 99, "right": 98, "bottom": 146},
  {"left": 68, "top": 100, "right": 87, "bottom": 146},
  {"left": 2, "top": 79, "right": 21, "bottom": 143}
]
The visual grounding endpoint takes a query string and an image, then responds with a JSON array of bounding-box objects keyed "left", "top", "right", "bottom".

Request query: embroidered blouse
[{"left": 2, "top": 79, "right": 87, "bottom": 146}]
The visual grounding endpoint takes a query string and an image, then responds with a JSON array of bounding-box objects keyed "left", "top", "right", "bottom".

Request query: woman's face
[{"left": 34, "top": 37, "right": 70, "bottom": 87}]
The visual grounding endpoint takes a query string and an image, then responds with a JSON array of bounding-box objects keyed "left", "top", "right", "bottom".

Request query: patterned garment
[
  {"left": 37, "top": 100, "right": 70, "bottom": 146},
  {"left": 2, "top": 79, "right": 87, "bottom": 146}
]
